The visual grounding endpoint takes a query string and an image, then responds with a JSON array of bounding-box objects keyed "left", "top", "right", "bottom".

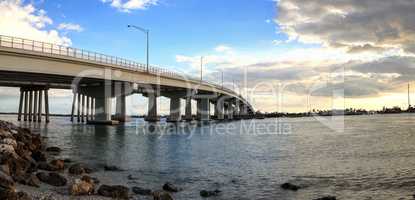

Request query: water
[{"left": 3, "top": 114, "right": 415, "bottom": 199}]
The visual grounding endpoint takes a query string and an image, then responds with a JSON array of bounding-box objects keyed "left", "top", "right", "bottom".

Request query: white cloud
[
  {"left": 214, "top": 45, "right": 232, "bottom": 53},
  {"left": 101, "top": 0, "right": 158, "bottom": 12},
  {"left": 57, "top": 23, "right": 83, "bottom": 32},
  {"left": 0, "top": 0, "right": 71, "bottom": 46}
]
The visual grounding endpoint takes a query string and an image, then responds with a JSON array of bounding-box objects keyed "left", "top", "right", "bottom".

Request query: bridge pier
[
  {"left": 196, "top": 98, "right": 210, "bottom": 121},
  {"left": 215, "top": 100, "right": 224, "bottom": 120},
  {"left": 184, "top": 96, "right": 193, "bottom": 121},
  {"left": 115, "top": 83, "right": 127, "bottom": 123},
  {"left": 167, "top": 96, "right": 181, "bottom": 122},
  {"left": 144, "top": 85, "right": 159, "bottom": 122},
  {"left": 18, "top": 86, "right": 49, "bottom": 123}
]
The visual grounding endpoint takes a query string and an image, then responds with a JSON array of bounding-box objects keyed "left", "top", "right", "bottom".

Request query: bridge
[{"left": 0, "top": 35, "right": 255, "bottom": 124}]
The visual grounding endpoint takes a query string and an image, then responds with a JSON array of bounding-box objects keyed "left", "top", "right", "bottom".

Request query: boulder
[
  {"left": 81, "top": 175, "right": 100, "bottom": 185},
  {"left": 0, "top": 171, "right": 15, "bottom": 190},
  {"left": 98, "top": 185, "right": 129, "bottom": 199},
  {"left": 36, "top": 172, "right": 67, "bottom": 187},
  {"left": 16, "top": 191, "right": 31, "bottom": 200},
  {"left": 31, "top": 151, "right": 46, "bottom": 162},
  {"left": 314, "top": 196, "right": 336, "bottom": 200},
  {"left": 45, "top": 147, "right": 61, "bottom": 153},
  {"left": 69, "top": 178, "right": 95, "bottom": 196},
  {"left": 280, "top": 182, "right": 300, "bottom": 191},
  {"left": 0, "top": 129, "right": 13, "bottom": 139},
  {"left": 49, "top": 160, "right": 64, "bottom": 171},
  {"left": 132, "top": 186, "right": 152, "bottom": 196},
  {"left": 152, "top": 190, "right": 174, "bottom": 200},
  {"left": 162, "top": 182, "right": 181, "bottom": 192},
  {"left": 37, "top": 162, "right": 58, "bottom": 171},
  {"left": 200, "top": 189, "right": 221, "bottom": 198},
  {"left": 68, "top": 163, "right": 92, "bottom": 175},
  {"left": 1, "top": 138, "right": 17, "bottom": 149},
  {"left": 104, "top": 165, "right": 123, "bottom": 171},
  {"left": 1, "top": 164, "right": 10, "bottom": 175},
  {"left": 0, "top": 187, "right": 17, "bottom": 200},
  {"left": 15, "top": 173, "right": 40, "bottom": 188}
]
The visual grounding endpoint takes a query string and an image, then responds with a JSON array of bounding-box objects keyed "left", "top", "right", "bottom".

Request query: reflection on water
[{"left": 2, "top": 114, "right": 415, "bottom": 199}]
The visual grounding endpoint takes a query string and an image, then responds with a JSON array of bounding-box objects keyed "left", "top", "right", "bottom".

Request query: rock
[
  {"left": 1, "top": 138, "right": 17, "bottom": 149},
  {"left": 200, "top": 190, "right": 221, "bottom": 198},
  {"left": 280, "top": 182, "right": 300, "bottom": 191},
  {"left": 132, "top": 186, "right": 152, "bottom": 195},
  {"left": 25, "top": 173, "right": 41, "bottom": 188},
  {"left": 104, "top": 165, "right": 123, "bottom": 171},
  {"left": 0, "top": 144, "right": 17, "bottom": 157},
  {"left": 0, "top": 187, "right": 17, "bottom": 200},
  {"left": 1, "top": 164, "right": 10, "bottom": 175},
  {"left": 152, "top": 190, "right": 174, "bottom": 200},
  {"left": 97, "top": 185, "right": 129, "bottom": 199},
  {"left": 49, "top": 160, "right": 64, "bottom": 171},
  {"left": 69, "top": 178, "right": 95, "bottom": 196},
  {"left": 15, "top": 173, "right": 40, "bottom": 188},
  {"left": 0, "top": 129, "right": 13, "bottom": 139},
  {"left": 68, "top": 163, "right": 92, "bottom": 175},
  {"left": 162, "top": 182, "right": 181, "bottom": 192},
  {"left": 37, "top": 162, "right": 58, "bottom": 171},
  {"left": 313, "top": 196, "right": 336, "bottom": 200},
  {"left": 45, "top": 147, "right": 61, "bottom": 153},
  {"left": 31, "top": 151, "right": 46, "bottom": 162},
  {"left": 0, "top": 171, "right": 16, "bottom": 190},
  {"left": 98, "top": 185, "right": 130, "bottom": 198},
  {"left": 16, "top": 191, "right": 31, "bottom": 200},
  {"left": 81, "top": 175, "right": 100, "bottom": 185},
  {"left": 127, "top": 174, "right": 138, "bottom": 180},
  {"left": 36, "top": 172, "right": 67, "bottom": 187}
]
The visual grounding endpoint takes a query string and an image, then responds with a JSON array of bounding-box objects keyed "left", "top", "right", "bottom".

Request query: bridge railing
[{"left": 0, "top": 35, "right": 239, "bottom": 96}]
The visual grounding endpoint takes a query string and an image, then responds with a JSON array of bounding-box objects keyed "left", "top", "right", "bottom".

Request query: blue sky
[{"left": 39, "top": 0, "right": 283, "bottom": 71}]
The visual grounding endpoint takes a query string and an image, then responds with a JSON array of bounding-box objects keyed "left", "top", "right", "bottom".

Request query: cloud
[
  {"left": 277, "top": 0, "right": 415, "bottom": 53},
  {"left": 0, "top": 0, "right": 71, "bottom": 45},
  {"left": 214, "top": 45, "right": 232, "bottom": 53},
  {"left": 57, "top": 23, "right": 83, "bottom": 32},
  {"left": 101, "top": 0, "right": 158, "bottom": 12}
]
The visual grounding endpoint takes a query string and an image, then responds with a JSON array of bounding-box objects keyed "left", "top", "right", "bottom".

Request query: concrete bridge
[{"left": 0, "top": 35, "right": 254, "bottom": 124}]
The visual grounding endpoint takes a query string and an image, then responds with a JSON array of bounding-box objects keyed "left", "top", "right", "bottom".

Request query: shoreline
[{"left": 0, "top": 119, "right": 179, "bottom": 200}]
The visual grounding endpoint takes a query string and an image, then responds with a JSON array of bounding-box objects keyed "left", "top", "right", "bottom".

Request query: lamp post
[
  {"left": 127, "top": 24, "right": 149, "bottom": 73},
  {"left": 200, "top": 56, "right": 204, "bottom": 82}
]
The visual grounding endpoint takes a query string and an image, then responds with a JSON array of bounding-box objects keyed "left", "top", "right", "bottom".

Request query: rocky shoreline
[{"left": 0, "top": 120, "right": 185, "bottom": 200}]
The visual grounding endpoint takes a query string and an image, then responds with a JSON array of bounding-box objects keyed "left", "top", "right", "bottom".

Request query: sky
[{"left": 1, "top": 0, "right": 415, "bottom": 114}]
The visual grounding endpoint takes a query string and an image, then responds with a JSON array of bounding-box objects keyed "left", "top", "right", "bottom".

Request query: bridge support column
[
  {"left": 38, "top": 90, "right": 42, "bottom": 122},
  {"left": 94, "top": 96, "right": 112, "bottom": 122},
  {"left": 228, "top": 103, "right": 234, "bottom": 120},
  {"left": 18, "top": 89, "right": 23, "bottom": 121},
  {"left": 167, "top": 96, "right": 181, "bottom": 122},
  {"left": 115, "top": 83, "right": 127, "bottom": 123},
  {"left": 81, "top": 94, "right": 85, "bottom": 123},
  {"left": 18, "top": 86, "right": 48, "bottom": 123},
  {"left": 23, "top": 90, "right": 28, "bottom": 121},
  {"left": 28, "top": 90, "right": 33, "bottom": 122},
  {"left": 145, "top": 93, "right": 159, "bottom": 122},
  {"left": 215, "top": 100, "right": 224, "bottom": 120},
  {"left": 33, "top": 90, "right": 38, "bottom": 122},
  {"left": 197, "top": 98, "right": 210, "bottom": 121},
  {"left": 184, "top": 96, "right": 192, "bottom": 121}
]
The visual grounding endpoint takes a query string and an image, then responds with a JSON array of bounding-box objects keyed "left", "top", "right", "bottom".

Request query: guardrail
[{"left": 0, "top": 35, "right": 239, "bottom": 96}]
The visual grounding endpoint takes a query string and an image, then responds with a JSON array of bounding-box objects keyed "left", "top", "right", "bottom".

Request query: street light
[
  {"left": 200, "top": 56, "right": 204, "bottom": 82},
  {"left": 127, "top": 24, "right": 149, "bottom": 73}
]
